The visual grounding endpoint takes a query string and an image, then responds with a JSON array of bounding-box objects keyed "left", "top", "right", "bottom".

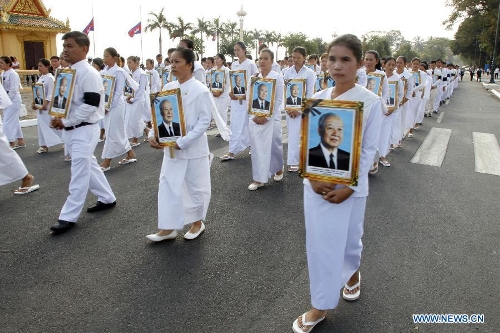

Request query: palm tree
[
  {"left": 144, "top": 8, "right": 170, "bottom": 55},
  {"left": 170, "top": 17, "right": 193, "bottom": 43},
  {"left": 250, "top": 29, "right": 263, "bottom": 58},
  {"left": 274, "top": 32, "right": 283, "bottom": 60},
  {"left": 192, "top": 18, "right": 211, "bottom": 58},
  {"left": 263, "top": 30, "right": 275, "bottom": 47},
  {"left": 211, "top": 17, "right": 225, "bottom": 54},
  {"left": 413, "top": 36, "right": 425, "bottom": 53},
  {"left": 223, "top": 20, "right": 238, "bottom": 41}
]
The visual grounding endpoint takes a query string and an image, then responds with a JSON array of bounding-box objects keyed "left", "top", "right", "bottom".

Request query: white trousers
[
  {"left": 102, "top": 104, "right": 131, "bottom": 159},
  {"left": 0, "top": 125, "right": 27, "bottom": 186},
  {"left": 37, "top": 112, "right": 63, "bottom": 147},
  {"left": 214, "top": 95, "right": 230, "bottom": 124},
  {"left": 125, "top": 102, "right": 145, "bottom": 139},
  {"left": 377, "top": 112, "right": 393, "bottom": 157},
  {"left": 286, "top": 114, "right": 301, "bottom": 165},
  {"left": 59, "top": 124, "right": 116, "bottom": 222},
  {"left": 3, "top": 96, "right": 22, "bottom": 142},
  {"left": 158, "top": 155, "right": 211, "bottom": 230},
  {"left": 249, "top": 117, "right": 283, "bottom": 183},
  {"left": 304, "top": 184, "right": 366, "bottom": 310},
  {"left": 228, "top": 100, "right": 250, "bottom": 154},
  {"left": 390, "top": 109, "right": 402, "bottom": 145},
  {"left": 433, "top": 89, "right": 442, "bottom": 112},
  {"left": 416, "top": 98, "right": 427, "bottom": 124}
]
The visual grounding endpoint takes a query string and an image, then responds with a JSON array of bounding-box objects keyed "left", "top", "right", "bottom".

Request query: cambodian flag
[
  {"left": 128, "top": 22, "right": 141, "bottom": 37},
  {"left": 83, "top": 18, "right": 94, "bottom": 35}
]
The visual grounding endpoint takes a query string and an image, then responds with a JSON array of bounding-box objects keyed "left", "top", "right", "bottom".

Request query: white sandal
[
  {"left": 14, "top": 184, "right": 40, "bottom": 195},
  {"left": 342, "top": 272, "right": 361, "bottom": 301},
  {"left": 292, "top": 313, "right": 325, "bottom": 333}
]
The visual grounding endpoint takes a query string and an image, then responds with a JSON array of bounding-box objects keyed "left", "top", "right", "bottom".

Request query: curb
[
  {"left": 21, "top": 118, "right": 37, "bottom": 128},
  {"left": 481, "top": 82, "right": 500, "bottom": 101},
  {"left": 492, "top": 89, "right": 500, "bottom": 100}
]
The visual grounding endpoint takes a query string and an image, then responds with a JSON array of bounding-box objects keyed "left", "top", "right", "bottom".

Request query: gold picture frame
[
  {"left": 387, "top": 81, "right": 399, "bottom": 111},
  {"left": 150, "top": 89, "right": 186, "bottom": 147},
  {"left": 123, "top": 76, "right": 134, "bottom": 99},
  {"left": 366, "top": 72, "right": 384, "bottom": 97},
  {"left": 102, "top": 75, "right": 116, "bottom": 110},
  {"left": 210, "top": 69, "right": 225, "bottom": 92},
  {"left": 247, "top": 77, "right": 276, "bottom": 117},
  {"left": 49, "top": 68, "right": 76, "bottom": 118},
  {"left": 300, "top": 99, "right": 363, "bottom": 186},
  {"left": 284, "top": 78, "right": 306, "bottom": 111},
  {"left": 315, "top": 72, "right": 335, "bottom": 92},
  {"left": 32, "top": 83, "right": 44, "bottom": 107},
  {"left": 229, "top": 70, "right": 247, "bottom": 97},
  {"left": 146, "top": 71, "right": 153, "bottom": 90}
]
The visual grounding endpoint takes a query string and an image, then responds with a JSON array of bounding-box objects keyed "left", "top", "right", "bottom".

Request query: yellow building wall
[{"left": 0, "top": 30, "right": 58, "bottom": 69}]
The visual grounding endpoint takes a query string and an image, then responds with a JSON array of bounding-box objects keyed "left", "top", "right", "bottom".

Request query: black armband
[{"left": 83, "top": 92, "right": 101, "bottom": 107}]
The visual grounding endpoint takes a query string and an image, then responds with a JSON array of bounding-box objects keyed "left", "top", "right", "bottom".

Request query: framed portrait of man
[
  {"left": 150, "top": 89, "right": 186, "bottom": 147},
  {"left": 315, "top": 72, "right": 335, "bottom": 92},
  {"left": 365, "top": 72, "right": 384, "bottom": 97},
  {"left": 229, "top": 70, "right": 247, "bottom": 96},
  {"left": 123, "top": 78, "right": 134, "bottom": 99},
  {"left": 412, "top": 71, "right": 421, "bottom": 87},
  {"left": 305, "top": 64, "right": 315, "bottom": 72},
  {"left": 162, "top": 70, "right": 170, "bottom": 87},
  {"left": 101, "top": 75, "right": 116, "bottom": 110},
  {"left": 387, "top": 81, "right": 398, "bottom": 111},
  {"left": 32, "top": 83, "right": 45, "bottom": 107},
  {"left": 247, "top": 77, "right": 276, "bottom": 117},
  {"left": 49, "top": 68, "right": 76, "bottom": 118},
  {"left": 284, "top": 79, "right": 305, "bottom": 111},
  {"left": 146, "top": 71, "right": 152, "bottom": 90},
  {"left": 299, "top": 99, "right": 363, "bottom": 186},
  {"left": 210, "top": 69, "right": 225, "bottom": 92}
]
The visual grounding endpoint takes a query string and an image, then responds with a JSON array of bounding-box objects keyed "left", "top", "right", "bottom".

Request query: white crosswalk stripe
[
  {"left": 472, "top": 132, "right": 500, "bottom": 176},
  {"left": 410, "top": 127, "right": 452, "bottom": 167}
]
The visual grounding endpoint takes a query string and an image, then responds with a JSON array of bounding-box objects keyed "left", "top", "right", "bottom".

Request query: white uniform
[
  {"left": 36, "top": 73, "right": 63, "bottom": 147},
  {"left": 248, "top": 70, "right": 284, "bottom": 183},
  {"left": 58, "top": 59, "right": 116, "bottom": 223},
  {"left": 305, "top": 84, "right": 382, "bottom": 310},
  {"left": 228, "top": 59, "right": 258, "bottom": 154},
  {"left": 416, "top": 70, "right": 431, "bottom": 123},
  {"left": 406, "top": 71, "right": 425, "bottom": 131},
  {"left": 157, "top": 77, "right": 212, "bottom": 230},
  {"left": 1, "top": 68, "right": 23, "bottom": 142},
  {"left": 148, "top": 68, "right": 161, "bottom": 93},
  {"left": 382, "top": 72, "right": 404, "bottom": 152},
  {"left": 283, "top": 65, "right": 316, "bottom": 166},
  {"left": 125, "top": 68, "right": 147, "bottom": 139},
  {"left": 101, "top": 64, "right": 133, "bottom": 159},
  {"left": 396, "top": 70, "right": 414, "bottom": 138},
  {"left": 212, "top": 66, "right": 231, "bottom": 124},
  {"left": 432, "top": 69, "right": 443, "bottom": 112}
]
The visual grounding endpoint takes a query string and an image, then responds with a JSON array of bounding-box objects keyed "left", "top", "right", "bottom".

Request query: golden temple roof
[{"left": 0, "top": 0, "right": 69, "bottom": 33}]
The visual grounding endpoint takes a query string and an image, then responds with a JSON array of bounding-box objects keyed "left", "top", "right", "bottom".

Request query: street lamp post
[
  {"left": 237, "top": 6, "right": 247, "bottom": 42},
  {"left": 489, "top": 0, "right": 500, "bottom": 83}
]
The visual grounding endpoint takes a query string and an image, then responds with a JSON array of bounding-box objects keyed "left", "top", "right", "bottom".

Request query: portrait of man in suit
[
  {"left": 212, "top": 73, "right": 223, "bottom": 89},
  {"left": 233, "top": 74, "right": 245, "bottom": 95},
  {"left": 124, "top": 79, "right": 133, "bottom": 96},
  {"left": 103, "top": 79, "right": 110, "bottom": 103},
  {"left": 286, "top": 83, "right": 302, "bottom": 106},
  {"left": 157, "top": 99, "right": 181, "bottom": 138},
  {"left": 308, "top": 112, "right": 350, "bottom": 171},
  {"left": 386, "top": 85, "right": 395, "bottom": 106},
  {"left": 252, "top": 83, "right": 270, "bottom": 110},
  {"left": 366, "top": 78, "right": 376, "bottom": 93},
  {"left": 53, "top": 76, "right": 68, "bottom": 109},
  {"left": 34, "top": 87, "right": 43, "bottom": 106}
]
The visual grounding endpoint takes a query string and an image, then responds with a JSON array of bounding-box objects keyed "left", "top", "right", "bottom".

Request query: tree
[
  {"left": 412, "top": 36, "right": 425, "bottom": 53},
  {"left": 210, "top": 17, "right": 225, "bottom": 54},
  {"left": 420, "top": 37, "right": 450, "bottom": 62},
  {"left": 223, "top": 20, "right": 238, "bottom": 41},
  {"left": 311, "top": 37, "right": 327, "bottom": 56},
  {"left": 192, "top": 18, "right": 211, "bottom": 58},
  {"left": 170, "top": 17, "right": 193, "bottom": 42},
  {"left": 184, "top": 34, "right": 205, "bottom": 57},
  {"left": 144, "top": 8, "right": 170, "bottom": 55},
  {"left": 249, "top": 28, "right": 263, "bottom": 58},
  {"left": 384, "top": 30, "right": 407, "bottom": 53},
  {"left": 281, "top": 32, "right": 309, "bottom": 55},
  {"left": 362, "top": 35, "right": 391, "bottom": 57},
  {"left": 393, "top": 42, "right": 419, "bottom": 61}
]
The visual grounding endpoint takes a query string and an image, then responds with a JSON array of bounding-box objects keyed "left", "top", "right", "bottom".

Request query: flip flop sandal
[
  {"left": 14, "top": 184, "right": 40, "bottom": 195},
  {"left": 292, "top": 313, "right": 325, "bottom": 333},
  {"left": 342, "top": 272, "right": 361, "bottom": 301},
  {"left": 221, "top": 154, "right": 235, "bottom": 161},
  {"left": 118, "top": 158, "right": 137, "bottom": 165}
]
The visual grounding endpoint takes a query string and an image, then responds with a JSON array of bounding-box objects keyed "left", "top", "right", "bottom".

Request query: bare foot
[{"left": 186, "top": 221, "right": 202, "bottom": 234}]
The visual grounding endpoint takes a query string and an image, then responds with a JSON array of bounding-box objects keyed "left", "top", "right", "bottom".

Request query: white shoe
[
  {"left": 273, "top": 173, "right": 284, "bottom": 182},
  {"left": 407, "top": 133, "right": 413, "bottom": 138},
  {"left": 146, "top": 230, "right": 178, "bottom": 242},
  {"left": 184, "top": 222, "right": 205, "bottom": 240},
  {"left": 248, "top": 182, "right": 264, "bottom": 191}
]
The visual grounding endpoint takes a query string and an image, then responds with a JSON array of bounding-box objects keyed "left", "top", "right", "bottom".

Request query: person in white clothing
[
  {"left": 394, "top": 56, "right": 414, "bottom": 147},
  {"left": 99, "top": 47, "right": 138, "bottom": 171},
  {"left": 292, "top": 34, "right": 381, "bottom": 333},
  {"left": 247, "top": 48, "right": 284, "bottom": 190},
  {"left": 146, "top": 48, "right": 212, "bottom": 242},
  {"left": 49, "top": 31, "right": 116, "bottom": 235},
  {"left": 0, "top": 56, "right": 25, "bottom": 149},
  {"left": 283, "top": 46, "right": 316, "bottom": 172},
  {"left": 125, "top": 56, "right": 147, "bottom": 147},
  {"left": 33, "top": 58, "right": 63, "bottom": 153},
  {"left": 211, "top": 53, "right": 231, "bottom": 127},
  {"left": 221, "top": 42, "right": 258, "bottom": 160}
]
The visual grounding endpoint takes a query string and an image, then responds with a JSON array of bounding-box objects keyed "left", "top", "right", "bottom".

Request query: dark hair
[
  {"left": 235, "top": 41, "right": 247, "bottom": 51},
  {"left": 146, "top": 58, "right": 154, "bottom": 66},
  {"left": 430, "top": 60, "right": 437, "bottom": 64},
  {"left": 292, "top": 46, "right": 307, "bottom": 58},
  {"left": 320, "top": 53, "right": 328, "bottom": 60},
  {"left": 308, "top": 54, "right": 318, "bottom": 60},
  {"left": 127, "top": 56, "right": 140, "bottom": 63},
  {"left": 384, "top": 57, "right": 396, "bottom": 64},
  {"left": 104, "top": 47, "right": 120, "bottom": 59},
  {"left": 92, "top": 57, "right": 105, "bottom": 70},
  {"left": 0, "top": 56, "right": 12, "bottom": 66},
  {"left": 62, "top": 31, "right": 90, "bottom": 47},
  {"left": 259, "top": 43, "right": 268, "bottom": 52},
  {"left": 156, "top": 54, "right": 162, "bottom": 58},
  {"left": 215, "top": 53, "right": 226, "bottom": 66},
  {"left": 436, "top": 58, "right": 443, "bottom": 63},
  {"left": 179, "top": 39, "right": 194, "bottom": 50},
  {"left": 245, "top": 54, "right": 252, "bottom": 60},
  {"left": 173, "top": 48, "right": 195, "bottom": 73},
  {"left": 365, "top": 50, "right": 381, "bottom": 70},
  {"left": 397, "top": 55, "right": 407, "bottom": 63},
  {"left": 420, "top": 62, "right": 428, "bottom": 70},
  {"left": 50, "top": 56, "right": 60, "bottom": 61},
  {"left": 411, "top": 57, "right": 420, "bottom": 64},
  {"left": 38, "top": 58, "right": 53, "bottom": 73},
  {"left": 260, "top": 48, "right": 274, "bottom": 61},
  {"left": 206, "top": 56, "right": 214, "bottom": 63},
  {"left": 327, "top": 34, "right": 363, "bottom": 62},
  {"left": 201, "top": 57, "right": 207, "bottom": 62},
  {"left": 167, "top": 48, "right": 176, "bottom": 54}
]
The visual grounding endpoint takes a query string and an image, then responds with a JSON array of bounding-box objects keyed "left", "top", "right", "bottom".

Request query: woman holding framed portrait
[
  {"left": 212, "top": 53, "right": 231, "bottom": 126},
  {"left": 283, "top": 46, "right": 316, "bottom": 172},
  {"left": 99, "top": 47, "right": 139, "bottom": 171},
  {"left": 394, "top": 56, "right": 414, "bottom": 148},
  {"left": 406, "top": 57, "right": 426, "bottom": 139},
  {"left": 0, "top": 56, "right": 25, "bottom": 149},
  {"left": 125, "top": 56, "right": 147, "bottom": 147},
  {"left": 292, "top": 34, "right": 382, "bottom": 333},
  {"left": 146, "top": 48, "right": 212, "bottom": 242},
  {"left": 221, "top": 41, "right": 258, "bottom": 161},
  {"left": 33, "top": 58, "right": 63, "bottom": 154},
  {"left": 247, "top": 49, "right": 284, "bottom": 191}
]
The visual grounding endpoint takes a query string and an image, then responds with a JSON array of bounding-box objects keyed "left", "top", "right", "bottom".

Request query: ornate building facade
[{"left": 0, "top": 0, "right": 69, "bottom": 69}]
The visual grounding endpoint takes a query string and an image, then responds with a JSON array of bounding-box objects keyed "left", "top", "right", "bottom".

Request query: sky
[{"left": 42, "top": 0, "right": 459, "bottom": 61}]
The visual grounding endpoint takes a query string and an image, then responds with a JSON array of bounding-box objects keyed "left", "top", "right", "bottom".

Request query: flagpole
[
  {"left": 140, "top": 6, "right": 144, "bottom": 65},
  {"left": 92, "top": 2, "right": 96, "bottom": 58}
]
